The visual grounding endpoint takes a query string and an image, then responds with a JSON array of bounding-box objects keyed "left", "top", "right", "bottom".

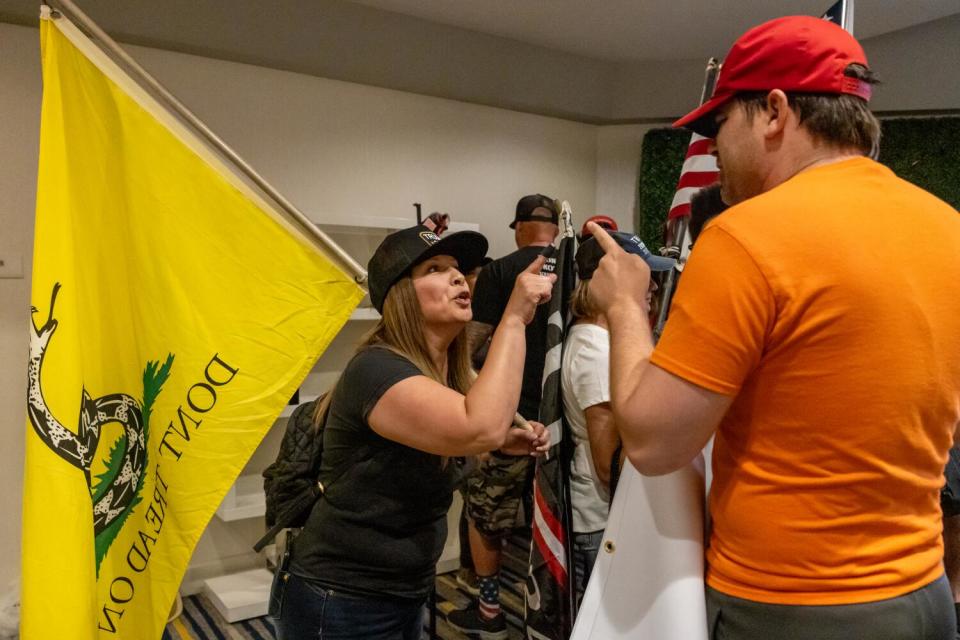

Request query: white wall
[
  {"left": 608, "top": 13, "right": 960, "bottom": 121},
  {"left": 125, "top": 38, "right": 597, "bottom": 259},
  {"left": 0, "top": 20, "right": 600, "bottom": 595},
  {"left": 862, "top": 13, "right": 960, "bottom": 113},
  {"left": 0, "top": 20, "right": 41, "bottom": 601},
  {"left": 594, "top": 124, "right": 659, "bottom": 233}
]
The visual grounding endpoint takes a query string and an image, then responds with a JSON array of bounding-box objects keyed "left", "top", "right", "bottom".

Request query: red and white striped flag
[{"left": 667, "top": 133, "right": 719, "bottom": 221}]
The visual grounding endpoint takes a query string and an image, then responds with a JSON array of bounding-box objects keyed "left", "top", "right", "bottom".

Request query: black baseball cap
[
  {"left": 575, "top": 231, "right": 676, "bottom": 280},
  {"left": 510, "top": 194, "right": 559, "bottom": 229},
  {"left": 367, "top": 225, "right": 488, "bottom": 313}
]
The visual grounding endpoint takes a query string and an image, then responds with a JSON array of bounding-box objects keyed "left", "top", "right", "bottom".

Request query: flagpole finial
[{"left": 558, "top": 201, "right": 575, "bottom": 240}]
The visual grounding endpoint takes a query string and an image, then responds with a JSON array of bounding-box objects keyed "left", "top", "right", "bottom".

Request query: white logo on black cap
[{"left": 419, "top": 231, "right": 440, "bottom": 245}]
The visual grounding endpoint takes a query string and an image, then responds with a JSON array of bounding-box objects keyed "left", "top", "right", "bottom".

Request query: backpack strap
[{"left": 253, "top": 443, "right": 369, "bottom": 553}]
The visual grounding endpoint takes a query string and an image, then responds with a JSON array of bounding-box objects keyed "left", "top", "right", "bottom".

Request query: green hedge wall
[{"left": 636, "top": 117, "right": 960, "bottom": 252}]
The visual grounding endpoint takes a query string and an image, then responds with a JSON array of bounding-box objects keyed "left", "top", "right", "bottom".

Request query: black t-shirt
[
  {"left": 942, "top": 446, "right": 960, "bottom": 518},
  {"left": 471, "top": 245, "right": 550, "bottom": 420},
  {"left": 289, "top": 346, "right": 459, "bottom": 599}
]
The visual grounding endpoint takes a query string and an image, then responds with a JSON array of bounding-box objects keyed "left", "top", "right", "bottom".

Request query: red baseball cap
[
  {"left": 580, "top": 215, "right": 618, "bottom": 239},
  {"left": 673, "top": 16, "right": 872, "bottom": 136}
]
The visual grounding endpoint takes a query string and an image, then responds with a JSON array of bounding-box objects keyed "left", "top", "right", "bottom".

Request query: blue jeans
[
  {"left": 573, "top": 530, "right": 604, "bottom": 604},
  {"left": 270, "top": 571, "right": 425, "bottom": 640}
]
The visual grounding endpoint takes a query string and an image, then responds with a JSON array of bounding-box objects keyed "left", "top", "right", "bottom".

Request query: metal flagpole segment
[
  {"left": 698, "top": 57, "right": 722, "bottom": 108},
  {"left": 821, "top": 0, "right": 854, "bottom": 35},
  {"left": 843, "top": 0, "right": 854, "bottom": 35},
  {"left": 558, "top": 200, "right": 575, "bottom": 241},
  {"left": 43, "top": 0, "right": 368, "bottom": 285}
]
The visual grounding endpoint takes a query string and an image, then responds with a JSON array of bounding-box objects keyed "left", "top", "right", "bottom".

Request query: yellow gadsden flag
[{"left": 23, "top": 12, "right": 364, "bottom": 640}]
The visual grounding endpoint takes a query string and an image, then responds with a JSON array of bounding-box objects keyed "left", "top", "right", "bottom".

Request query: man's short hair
[{"left": 735, "top": 64, "right": 881, "bottom": 155}]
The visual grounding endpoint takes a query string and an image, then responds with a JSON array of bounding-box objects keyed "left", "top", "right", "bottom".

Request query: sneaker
[
  {"left": 447, "top": 603, "right": 507, "bottom": 640},
  {"left": 455, "top": 567, "right": 481, "bottom": 596}
]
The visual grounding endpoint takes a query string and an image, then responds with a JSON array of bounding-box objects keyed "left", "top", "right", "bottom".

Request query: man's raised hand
[{"left": 586, "top": 222, "right": 651, "bottom": 316}]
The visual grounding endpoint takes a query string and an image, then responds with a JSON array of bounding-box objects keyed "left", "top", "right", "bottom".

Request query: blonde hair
[
  {"left": 314, "top": 275, "right": 474, "bottom": 426},
  {"left": 569, "top": 279, "right": 600, "bottom": 320}
]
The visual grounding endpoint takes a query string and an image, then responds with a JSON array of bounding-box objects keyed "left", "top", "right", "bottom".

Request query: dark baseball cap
[
  {"left": 674, "top": 16, "right": 872, "bottom": 137},
  {"left": 575, "top": 231, "right": 676, "bottom": 280},
  {"left": 510, "top": 194, "right": 559, "bottom": 229},
  {"left": 367, "top": 225, "right": 488, "bottom": 313}
]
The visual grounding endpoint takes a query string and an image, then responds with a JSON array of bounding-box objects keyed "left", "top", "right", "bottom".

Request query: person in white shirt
[{"left": 562, "top": 230, "right": 675, "bottom": 601}]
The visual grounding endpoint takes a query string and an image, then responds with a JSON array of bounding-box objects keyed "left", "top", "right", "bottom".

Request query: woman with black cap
[{"left": 272, "top": 225, "right": 553, "bottom": 640}]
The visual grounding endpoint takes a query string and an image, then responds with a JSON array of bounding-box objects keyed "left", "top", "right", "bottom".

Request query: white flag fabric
[{"left": 570, "top": 459, "right": 709, "bottom": 640}]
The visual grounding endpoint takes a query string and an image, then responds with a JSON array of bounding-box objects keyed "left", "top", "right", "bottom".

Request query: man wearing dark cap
[
  {"left": 448, "top": 194, "right": 559, "bottom": 638},
  {"left": 586, "top": 15, "right": 960, "bottom": 640}
]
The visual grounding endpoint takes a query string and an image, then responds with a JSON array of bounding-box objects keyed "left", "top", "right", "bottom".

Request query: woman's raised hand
[{"left": 503, "top": 254, "right": 556, "bottom": 326}]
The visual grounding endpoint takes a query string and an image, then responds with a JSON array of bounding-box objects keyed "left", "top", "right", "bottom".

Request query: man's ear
[{"left": 763, "top": 89, "right": 790, "bottom": 139}]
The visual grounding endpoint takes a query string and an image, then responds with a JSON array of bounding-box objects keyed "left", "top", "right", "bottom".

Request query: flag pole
[
  {"left": 842, "top": 0, "right": 855, "bottom": 35},
  {"left": 558, "top": 203, "right": 579, "bottom": 625},
  {"left": 42, "top": 0, "right": 368, "bottom": 285}
]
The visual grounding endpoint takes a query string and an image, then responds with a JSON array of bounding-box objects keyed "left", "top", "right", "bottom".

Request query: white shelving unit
[
  {"left": 203, "top": 568, "right": 273, "bottom": 623},
  {"left": 216, "top": 475, "right": 266, "bottom": 522},
  {"left": 315, "top": 215, "right": 479, "bottom": 234},
  {"left": 315, "top": 215, "right": 411, "bottom": 232},
  {"left": 349, "top": 306, "right": 380, "bottom": 321},
  {"left": 204, "top": 216, "right": 476, "bottom": 621},
  {"left": 278, "top": 395, "right": 320, "bottom": 418}
]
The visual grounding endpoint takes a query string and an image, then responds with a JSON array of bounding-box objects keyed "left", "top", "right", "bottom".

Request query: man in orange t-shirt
[{"left": 586, "top": 15, "right": 960, "bottom": 640}]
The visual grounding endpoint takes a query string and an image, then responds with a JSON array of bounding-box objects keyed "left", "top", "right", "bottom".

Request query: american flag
[
  {"left": 667, "top": 133, "right": 720, "bottom": 223},
  {"left": 525, "top": 203, "right": 577, "bottom": 640}
]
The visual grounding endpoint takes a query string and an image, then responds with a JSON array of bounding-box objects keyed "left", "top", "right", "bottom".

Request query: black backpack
[{"left": 253, "top": 396, "right": 326, "bottom": 552}]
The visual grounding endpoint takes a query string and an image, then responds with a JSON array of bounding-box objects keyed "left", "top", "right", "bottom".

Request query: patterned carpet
[
  {"left": 162, "top": 595, "right": 275, "bottom": 640},
  {"left": 164, "top": 533, "right": 531, "bottom": 640}
]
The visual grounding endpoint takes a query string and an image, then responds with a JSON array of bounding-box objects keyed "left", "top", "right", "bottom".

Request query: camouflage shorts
[{"left": 463, "top": 451, "right": 532, "bottom": 540}]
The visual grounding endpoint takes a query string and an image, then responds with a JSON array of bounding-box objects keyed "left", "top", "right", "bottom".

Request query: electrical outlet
[{"left": 0, "top": 254, "right": 24, "bottom": 279}]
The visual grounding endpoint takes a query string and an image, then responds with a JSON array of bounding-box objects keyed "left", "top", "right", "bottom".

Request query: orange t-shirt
[{"left": 651, "top": 157, "right": 960, "bottom": 605}]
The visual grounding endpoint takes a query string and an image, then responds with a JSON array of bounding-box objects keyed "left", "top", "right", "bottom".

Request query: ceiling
[
  {"left": 347, "top": 0, "right": 960, "bottom": 61},
  {"left": 2, "top": 0, "right": 957, "bottom": 123}
]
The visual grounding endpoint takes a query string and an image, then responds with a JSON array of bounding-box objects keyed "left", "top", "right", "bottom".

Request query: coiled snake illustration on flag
[{"left": 27, "top": 283, "right": 173, "bottom": 572}]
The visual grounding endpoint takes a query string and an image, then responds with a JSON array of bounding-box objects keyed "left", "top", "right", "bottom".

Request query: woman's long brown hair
[{"left": 313, "top": 276, "right": 474, "bottom": 427}]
